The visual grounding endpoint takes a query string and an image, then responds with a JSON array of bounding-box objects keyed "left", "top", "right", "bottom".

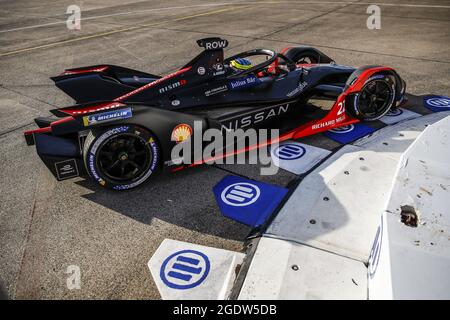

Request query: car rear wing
[{"left": 24, "top": 101, "right": 134, "bottom": 145}]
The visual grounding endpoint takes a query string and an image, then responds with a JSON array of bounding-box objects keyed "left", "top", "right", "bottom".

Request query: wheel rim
[
  {"left": 358, "top": 80, "right": 394, "bottom": 118},
  {"left": 97, "top": 133, "right": 152, "bottom": 182},
  {"left": 297, "top": 56, "right": 316, "bottom": 64}
]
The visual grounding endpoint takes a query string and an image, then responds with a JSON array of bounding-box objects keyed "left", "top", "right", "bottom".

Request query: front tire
[
  {"left": 347, "top": 74, "right": 396, "bottom": 121},
  {"left": 83, "top": 125, "right": 160, "bottom": 190}
]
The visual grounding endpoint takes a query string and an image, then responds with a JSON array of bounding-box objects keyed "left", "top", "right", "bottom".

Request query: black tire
[
  {"left": 288, "top": 52, "right": 318, "bottom": 65},
  {"left": 347, "top": 74, "right": 396, "bottom": 121},
  {"left": 283, "top": 47, "right": 334, "bottom": 65},
  {"left": 83, "top": 125, "right": 160, "bottom": 190}
]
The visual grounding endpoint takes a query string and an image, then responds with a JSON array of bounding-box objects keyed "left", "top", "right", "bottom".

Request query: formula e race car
[{"left": 24, "top": 37, "right": 406, "bottom": 190}]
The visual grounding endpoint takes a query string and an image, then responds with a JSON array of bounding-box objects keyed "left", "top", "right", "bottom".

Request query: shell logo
[{"left": 171, "top": 124, "right": 192, "bottom": 143}]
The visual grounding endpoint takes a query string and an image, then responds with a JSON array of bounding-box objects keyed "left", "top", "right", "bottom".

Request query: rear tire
[
  {"left": 283, "top": 47, "right": 334, "bottom": 65},
  {"left": 286, "top": 52, "right": 318, "bottom": 65},
  {"left": 83, "top": 125, "right": 160, "bottom": 190},
  {"left": 347, "top": 74, "right": 396, "bottom": 121}
]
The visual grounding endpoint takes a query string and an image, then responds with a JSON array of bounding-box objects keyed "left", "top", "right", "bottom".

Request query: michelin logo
[{"left": 83, "top": 108, "right": 132, "bottom": 126}]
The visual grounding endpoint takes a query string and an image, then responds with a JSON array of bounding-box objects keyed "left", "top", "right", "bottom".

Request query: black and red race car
[{"left": 24, "top": 37, "right": 406, "bottom": 190}]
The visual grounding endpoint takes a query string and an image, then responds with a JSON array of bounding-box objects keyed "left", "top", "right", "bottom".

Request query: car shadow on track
[{"left": 76, "top": 165, "right": 251, "bottom": 242}]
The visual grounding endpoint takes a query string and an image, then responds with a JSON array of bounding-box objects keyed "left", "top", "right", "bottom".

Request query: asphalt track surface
[{"left": 0, "top": 0, "right": 449, "bottom": 299}]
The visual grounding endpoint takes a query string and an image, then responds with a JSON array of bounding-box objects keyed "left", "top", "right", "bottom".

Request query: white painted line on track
[
  {"left": 0, "top": 6, "right": 246, "bottom": 57},
  {"left": 1, "top": 1, "right": 448, "bottom": 34},
  {"left": 0, "top": 2, "right": 242, "bottom": 34}
]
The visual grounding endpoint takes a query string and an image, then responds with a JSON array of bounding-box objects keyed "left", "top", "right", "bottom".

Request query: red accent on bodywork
[
  {"left": 50, "top": 116, "right": 74, "bottom": 126},
  {"left": 114, "top": 66, "right": 192, "bottom": 101},
  {"left": 173, "top": 66, "right": 392, "bottom": 170},
  {"left": 60, "top": 66, "right": 108, "bottom": 76},
  {"left": 267, "top": 47, "right": 292, "bottom": 75},
  {"left": 170, "top": 166, "right": 185, "bottom": 173},
  {"left": 186, "top": 110, "right": 358, "bottom": 168},
  {"left": 280, "top": 47, "right": 292, "bottom": 54},
  {"left": 59, "top": 102, "right": 126, "bottom": 116},
  {"left": 24, "top": 126, "right": 52, "bottom": 135},
  {"left": 267, "top": 57, "right": 279, "bottom": 74},
  {"left": 54, "top": 66, "right": 192, "bottom": 117},
  {"left": 23, "top": 116, "right": 74, "bottom": 136},
  {"left": 347, "top": 67, "right": 393, "bottom": 92},
  {"left": 296, "top": 63, "right": 317, "bottom": 68},
  {"left": 267, "top": 47, "right": 295, "bottom": 74}
]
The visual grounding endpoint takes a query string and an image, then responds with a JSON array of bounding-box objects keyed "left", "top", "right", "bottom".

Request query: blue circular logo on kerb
[
  {"left": 426, "top": 97, "right": 450, "bottom": 108},
  {"left": 386, "top": 108, "right": 403, "bottom": 116},
  {"left": 221, "top": 182, "right": 260, "bottom": 207},
  {"left": 160, "top": 250, "right": 210, "bottom": 290},
  {"left": 368, "top": 217, "right": 383, "bottom": 279},
  {"left": 329, "top": 124, "right": 354, "bottom": 134},
  {"left": 273, "top": 144, "right": 306, "bottom": 160}
]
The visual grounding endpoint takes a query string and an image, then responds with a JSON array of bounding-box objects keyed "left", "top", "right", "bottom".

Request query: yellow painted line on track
[{"left": 0, "top": 6, "right": 247, "bottom": 58}]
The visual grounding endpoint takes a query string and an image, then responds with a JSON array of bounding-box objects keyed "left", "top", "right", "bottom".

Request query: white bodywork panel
[
  {"left": 148, "top": 239, "right": 244, "bottom": 300},
  {"left": 369, "top": 115, "right": 450, "bottom": 299},
  {"left": 240, "top": 112, "right": 450, "bottom": 300},
  {"left": 266, "top": 112, "right": 450, "bottom": 262},
  {"left": 353, "top": 112, "right": 449, "bottom": 160},
  {"left": 238, "top": 237, "right": 367, "bottom": 300},
  {"left": 267, "top": 145, "right": 397, "bottom": 262}
]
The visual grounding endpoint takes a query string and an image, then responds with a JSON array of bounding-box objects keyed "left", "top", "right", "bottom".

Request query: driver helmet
[{"left": 230, "top": 58, "right": 252, "bottom": 70}]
